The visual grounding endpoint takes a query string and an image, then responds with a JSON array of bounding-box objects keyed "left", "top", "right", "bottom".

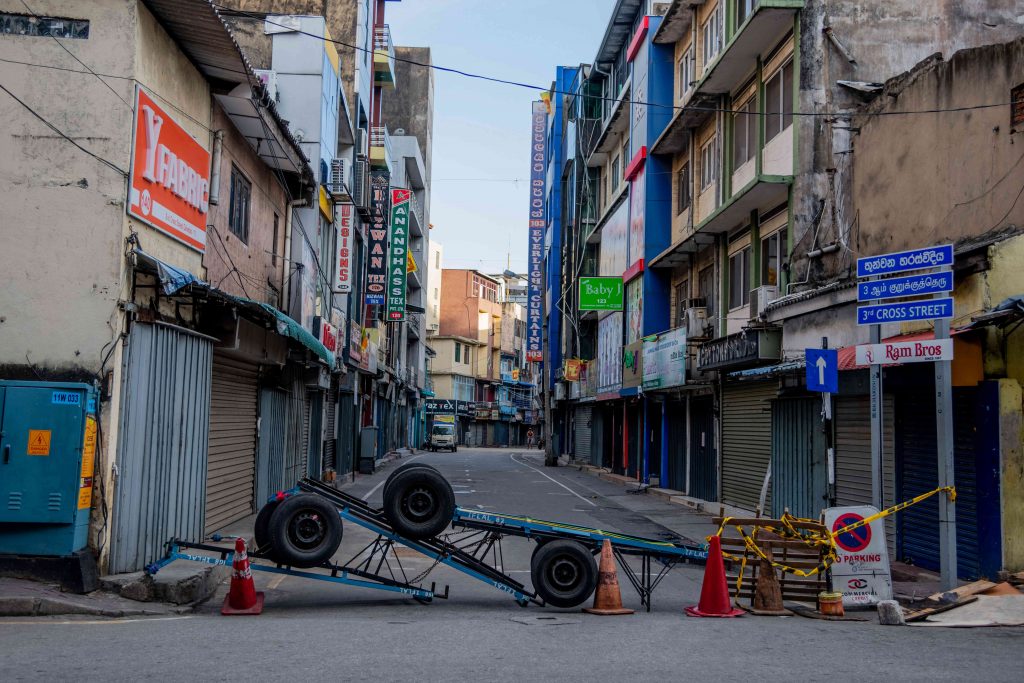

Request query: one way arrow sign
[{"left": 805, "top": 348, "right": 838, "bottom": 393}]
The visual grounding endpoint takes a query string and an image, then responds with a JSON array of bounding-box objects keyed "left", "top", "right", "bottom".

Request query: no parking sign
[{"left": 823, "top": 505, "right": 893, "bottom": 607}]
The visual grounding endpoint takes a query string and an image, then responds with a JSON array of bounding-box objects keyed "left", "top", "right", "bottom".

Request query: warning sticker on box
[{"left": 28, "top": 429, "right": 51, "bottom": 456}]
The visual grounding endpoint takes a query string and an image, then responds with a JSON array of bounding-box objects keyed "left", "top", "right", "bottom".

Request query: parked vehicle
[{"left": 429, "top": 423, "right": 457, "bottom": 452}]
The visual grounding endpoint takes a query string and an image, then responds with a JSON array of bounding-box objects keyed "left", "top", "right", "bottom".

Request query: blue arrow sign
[
  {"left": 857, "top": 244, "right": 953, "bottom": 278},
  {"left": 857, "top": 272, "right": 954, "bottom": 302},
  {"left": 805, "top": 348, "right": 838, "bottom": 393},
  {"left": 857, "top": 297, "right": 954, "bottom": 326}
]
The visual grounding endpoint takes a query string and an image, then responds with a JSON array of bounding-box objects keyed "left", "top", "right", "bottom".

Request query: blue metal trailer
[{"left": 152, "top": 476, "right": 708, "bottom": 611}]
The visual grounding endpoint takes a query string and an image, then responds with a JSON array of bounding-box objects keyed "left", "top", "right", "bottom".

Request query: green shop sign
[
  {"left": 387, "top": 188, "right": 411, "bottom": 321},
  {"left": 579, "top": 277, "right": 624, "bottom": 311}
]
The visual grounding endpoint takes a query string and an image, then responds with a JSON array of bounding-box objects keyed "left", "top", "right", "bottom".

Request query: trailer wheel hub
[
  {"left": 549, "top": 556, "right": 581, "bottom": 590},
  {"left": 404, "top": 487, "right": 436, "bottom": 521},
  {"left": 290, "top": 511, "right": 326, "bottom": 549}
]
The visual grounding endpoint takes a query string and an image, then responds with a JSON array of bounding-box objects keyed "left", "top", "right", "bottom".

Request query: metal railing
[{"left": 373, "top": 24, "right": 395, "bottom": 75}]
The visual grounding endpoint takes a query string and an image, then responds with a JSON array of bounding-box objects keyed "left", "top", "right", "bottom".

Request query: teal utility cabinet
[{"left": 0, "top": 380, "right": 98, "bottom": 556}]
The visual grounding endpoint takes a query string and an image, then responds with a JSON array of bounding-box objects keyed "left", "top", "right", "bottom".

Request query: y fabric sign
[
  {"left": 805, "top": 348, "right": 838, "bottom": 393},
  {"left": 365, "top": 171, "right": 390, "bottom": 305},
  {"left": 526, "top": 100, "right": 547, "bottom": 363},
  {"left": 128, "top": 86, "right": 211, "bottom": 252},
  {"left": 387, "top": 189, "right": 411, "bottom": 321}
]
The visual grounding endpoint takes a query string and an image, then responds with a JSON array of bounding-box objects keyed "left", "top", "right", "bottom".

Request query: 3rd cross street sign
[
  {"left": 856, "top": 297, "right": 954, "bottom": 326},
  {"left": 579, "top": 277, "right": 624, "bottom": 311}
]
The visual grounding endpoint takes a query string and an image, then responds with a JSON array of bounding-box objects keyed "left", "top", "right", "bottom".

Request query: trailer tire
[
  {"left": 254, "top": 499, "right": 281, "bottom": 554},
  {"left": 382, "top": 462, "right": 440, "bottom": 505},
  {"left": 530, "top": 540, "right": 597, "bottom": 608},
  {"left": 267, "top": 494, "right": 343, "bottom": 568},
  {"left": 382, "top": 467, "right": 455, "bottom": 540}
]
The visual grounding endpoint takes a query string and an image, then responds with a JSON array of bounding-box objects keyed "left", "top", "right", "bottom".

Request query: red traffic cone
[
  {"left": 583, "top": 540, "right": 634, "bottom": 615},
  {"left": 222, "top": 537, "right": 264, "bottom": 615},
  {"left": 685, "top": 535, "right": 744, "bottom": 618}
]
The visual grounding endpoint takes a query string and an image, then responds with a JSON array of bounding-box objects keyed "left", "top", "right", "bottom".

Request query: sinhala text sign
[
  {"left": 128, "top": 86, "right": 211, "bottom": 252},
  {"left": 823, "top": 505, "right": 893, "bottom": 607},
  {"left": 579, "top": 276, "right": 624, "bottom": 311}
]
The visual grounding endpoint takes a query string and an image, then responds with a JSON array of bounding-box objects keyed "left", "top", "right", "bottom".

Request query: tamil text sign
[
  {"left": 526, "top": 101, "right": 547, "bottom": 362},
  {"left": 387, "top": 189, "right": 411, "bottom": 321},
  {"left": 855, "top": 338, "right": 953, "bottom": 365},
  {"left": 128, "top": 86, "right": 211, "bottom": 252},
  {"left": 365, "top": 171, "right": 390, "bottom": 305},
  {"left": 857, "top": 271, "right": 953, "bottom": 302},
  {"left": 579, "top": 277, "right": 623, "bottom": 311}
]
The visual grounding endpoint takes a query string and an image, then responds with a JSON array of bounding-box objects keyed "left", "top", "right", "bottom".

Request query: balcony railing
[
  {"left": 369, "top": 125, "right": 392, "bottom": 170},
  {"left": 373, "top": 25, "right": 396, "bottom": 88}
]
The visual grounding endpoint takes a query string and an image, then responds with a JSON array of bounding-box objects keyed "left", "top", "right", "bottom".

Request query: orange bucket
[{"left": 818, "top": 591, "right": 845, "bottom": 617}]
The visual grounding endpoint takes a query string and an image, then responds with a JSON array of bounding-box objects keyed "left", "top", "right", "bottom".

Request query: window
[
  {"left": 676, "top": 163, "right": 691, "bottom": 214},
  {"left": 433, "top": 287, "right": 439, "bottom": 301},
  {"left": 674, "top": 279, "right": 690, "bottom": 327},
  {"left": 732, "top": 97, "right": 757, "bottom": 168},
  {"left": 736, "top": 0, "right": 758, "bottom": 27},
  {"left": 765, "top": 59, "right": 795, "bottom": 142},
  {"left": 454, "top": 375, "right": 475, "bottom": 402},
  {"left": 455, "top": 342, "right": 461, "bottom": 363},
  {"left": 698, "top": 265, "right": 716, "bottom": 322},
  {"left": 228, "top": 165, "right": 251, "bottom": 243},
  {"left": 435, "top": 251, "right": 441, "bottom": 268},
  {"left": 678, "top": 46, "right": 696, "bottom": 97},
  {"left": 610, "top": 155, "right": 620, "bottom": 191},
  {"left": 729, "top": 246, "right": 751, "bottom": 310},
  {"left": 1, "top": 13, "right": 89, "bottom": 38},
  {"left": 702, "top": 7, "right": 721, "bottom": 70},
  {"left": 700, "top": 136, "right": 718, "bottom": 190},
  {"left": 271, "top": 214, "right": 279, "bottom": 266},
  {"left": 761, "top": 228, "right": 787, "bottom": 286}
]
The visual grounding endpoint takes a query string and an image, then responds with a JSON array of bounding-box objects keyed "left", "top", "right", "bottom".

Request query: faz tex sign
[
  {"left": 387, "top": 189, "right": 411, "bottom": 321},
  {"left": 525, "top": 100, "right": 547, "bottom": 363},
  {"left": 365, "top": 171, "right": 390, "bottom": 305}
]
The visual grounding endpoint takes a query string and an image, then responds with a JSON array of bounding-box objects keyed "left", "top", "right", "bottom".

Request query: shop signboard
[
  {"left": 642, "top": 327, "right": 686, "bottom": 389},
  {"left": 127, "top": 86, "right": 211, "bottom": 252},
  {"left": 387, "top": 188, "right": 411, "bottom": 321},
  {"left": 526, "top": 101, "right": 547, "bottom": 362},
  {"left": 855, "top": 338, "right": 953, "bottom": 365},
  {"left": 622, "top": 340, "right": 644, "bottom": 389},
  {"left": 334, "top": 204, "right": 354, "bottom": 293},
  {"left": 365, "top": 171, "right": 390, "bottom": 305},
  {"left": 578, "top": 277, "right": 623, "bottom": 311}
]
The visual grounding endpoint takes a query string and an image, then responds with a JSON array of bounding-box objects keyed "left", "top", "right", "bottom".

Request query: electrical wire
[{"left": 215, "top": 5, "right": 1020, "bottom": 121}]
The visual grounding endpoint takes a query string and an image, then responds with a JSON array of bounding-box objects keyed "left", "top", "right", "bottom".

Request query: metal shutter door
[
  {"left": 897, "top": 387, "right": 980, "bottom": 579},
  {"left": 205, "top": 355, "right": 258, "bottom": 534},
  {"left": 109, "top": 323, "right": 212, "bottom": 573},
  {"left": 721, "top": 382, "right": 776, "bottom": 512},
  {"left": 283, "top": 371, "right": 307, "bottom": 485},
  {"left": 770, "top": 397, "right": 827, "bottom": 520},
  {"left": 256, "top": 387, "right": 288, "bottom": 505},
  {"left": 666, "top": 399, "right": 686, "bottom": 491},
  {"left": 323, "top": 385, "right": 338, "bottom": 472},
  {"left": 834, "top": 395, "right": 896, "bottom": 557},
  {"left": 574, "top": 406, "right": 592, "bottom": 461},
  {"left": 688, "top": 397, "right": 717, "bottom": 502}
]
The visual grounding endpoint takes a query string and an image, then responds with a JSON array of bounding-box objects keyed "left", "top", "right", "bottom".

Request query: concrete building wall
[
  {"left": 426, "top": 241, "right": 443, "bottom": 334},
  {"left": 382, "top": 46, "right": 434, "bottom": 183}
]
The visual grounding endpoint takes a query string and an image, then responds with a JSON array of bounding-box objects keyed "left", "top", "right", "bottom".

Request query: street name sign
[
  {"left": 857, "top": 272, "right": 953, "bottom": 302},
  {"left": 855, "top": 338, "right": 953, "bottom": 365},
  {"left": 805, "top": 348, "right": 838, "bottom": 393},
  {"left": 856, "top": 244, "right": 953, "bottom": 278},
  {"left": 823, "top": 506, "right": 893, "bottom": 607},
  {"left": 579, "top": 277, "right": 624, "bottom": 311},
  {"left": 856, "top": 297, "right": 953, "bottom": 325}
]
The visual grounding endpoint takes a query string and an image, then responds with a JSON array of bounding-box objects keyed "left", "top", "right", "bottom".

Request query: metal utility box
[
  {"left": 0, "top": 380, "right": 98, "bottom": 556},
  {"left": 358, "top": 426, "right": 378, "bottom": 474}
]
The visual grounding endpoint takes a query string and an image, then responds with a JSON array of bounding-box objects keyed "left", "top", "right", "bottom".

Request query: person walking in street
[{"left": 526, "top": 429, "right": 535, "bottom": 449}]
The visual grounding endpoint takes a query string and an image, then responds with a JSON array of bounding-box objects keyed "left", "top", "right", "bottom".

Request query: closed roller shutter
[
  {"left": 721, "top": 382, "right": 775, "bottom": 512},
  {"left": 834, "top": 395, "right": 896, "bottom": 557},
  {"left": 574, "top": 405, "right": 593, "bottom": 462},
  {"left": 256, "top": 387, "right": 288, "bottom": 506},
  {"left": 205, "top": 355, "right": 258, "bottom": 534},
  {"left": 688, "top": 397, "right": 717, "bottom": 502},
  {"left": 770, "top": 397, "right": 827, "bottom": 520},
  {"left": 323, "top": 384, "right": 338, "bottom": 472}
]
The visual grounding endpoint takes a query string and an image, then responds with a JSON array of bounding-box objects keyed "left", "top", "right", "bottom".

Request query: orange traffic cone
[
  {"left": 222, "top": 537, "right": 264, "bottom": 615},
  {"left": 685, "top": 535, "right": 744, "bottom": 618},
  {"left": 583, "top": 540, "right": 634, "bottom": 615}
]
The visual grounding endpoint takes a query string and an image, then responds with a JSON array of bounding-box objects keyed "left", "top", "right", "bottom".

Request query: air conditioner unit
[
  {"left": 683, "top": 307, "right": 709, "bottom": 341},
  {"left": 328, "top": 158, "right": 352, "bottom": 201},
  {"left": 353, "top": 159, "right": 369, "bottom": 208},
  {"left": 254, "top": 69, "right": 278, "bottom": 102},
  {"left": 749, "top": 285, "right": 778, "bottom": 320},
  {"left": 355, "top": 128, "right": 368, "bottom": 159}
]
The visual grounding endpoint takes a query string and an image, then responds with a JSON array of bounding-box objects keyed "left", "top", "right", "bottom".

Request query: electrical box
[{"left": 0, "top": 380, "right": 98, "bottom": 556}]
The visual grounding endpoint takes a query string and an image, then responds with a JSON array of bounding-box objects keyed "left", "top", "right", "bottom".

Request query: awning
[
  {"left": 132, "top": 249, "right": 334, "bottom": 367},
  {"left": 727, "top": 359, "right": 805, "bottom": 380}
]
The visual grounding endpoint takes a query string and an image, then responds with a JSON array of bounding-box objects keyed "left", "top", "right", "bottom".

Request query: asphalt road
[{"left": 2, "top": 448, "right": 1021, "bottom": 682}]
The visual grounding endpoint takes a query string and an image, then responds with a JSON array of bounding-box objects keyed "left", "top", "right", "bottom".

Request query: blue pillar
[{"left": 661, "top": 401, "right": 669, "bottom": 489}]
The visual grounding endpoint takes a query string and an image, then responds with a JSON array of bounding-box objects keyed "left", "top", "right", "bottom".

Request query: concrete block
[
  {"left": 35, "top": 598, "right": 95, "bottom": 616},
  {"left": 877, "top": 600, "right": 906, "bottom": 625},
  {"left": 0, "top": 597, "right": 40, "bottom": 616}
]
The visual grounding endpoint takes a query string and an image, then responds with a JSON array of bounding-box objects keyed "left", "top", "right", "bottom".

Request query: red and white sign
[
  {"left": 127, "top": 86, "right": 211, "bottom": 252},
  {"left": 334, "top": 204, "right": 354, "bottom": 293},
  {"left": 314, "top": 317, "right": 338, "bottom": 354},
  {"left": 855, "top": 338, "right": 952, "bottom": 366},
  {"left": 823, "top": 505, "right": 893, "bottom": 607}
]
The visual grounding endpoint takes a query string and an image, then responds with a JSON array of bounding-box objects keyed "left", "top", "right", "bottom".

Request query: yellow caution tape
[{"left": 711, "top": 485, "right": 957, "bottom": 600}]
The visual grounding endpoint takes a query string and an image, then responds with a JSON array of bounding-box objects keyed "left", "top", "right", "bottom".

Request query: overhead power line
[{"left": 215, "top": 4, "right": 1016, "bottom": 120}]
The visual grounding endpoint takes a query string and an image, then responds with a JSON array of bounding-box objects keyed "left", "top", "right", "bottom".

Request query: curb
[{"left": 0, "top": 595, "right": 193, "bottom": 618}]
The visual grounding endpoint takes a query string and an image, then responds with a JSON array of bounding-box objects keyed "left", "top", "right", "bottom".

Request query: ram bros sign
[{"left": 128, "top": 86, "right": 211, "bottom": 252}]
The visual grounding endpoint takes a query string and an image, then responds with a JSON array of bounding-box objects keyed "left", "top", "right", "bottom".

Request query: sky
[{"left": 384, "top": 0, "right": 617, "bottom": 274}]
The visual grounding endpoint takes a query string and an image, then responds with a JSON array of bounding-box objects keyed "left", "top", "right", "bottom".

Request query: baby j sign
[{"left": 127, "top": 86, "right": 211, "bottom": 252}]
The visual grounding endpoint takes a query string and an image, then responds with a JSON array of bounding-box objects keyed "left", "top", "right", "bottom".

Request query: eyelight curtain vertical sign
[
  {"left": 526, "top": 100, "right": 548, "bottom": 363},
  {"left": 127, "top": 86, "right": 211, "bottom": 252},
  {"left": 366, "top": 171, "right": 391, "bottom": 305},
  {"left": 387, "top": 188, "right": 411, "bottom": 321}
]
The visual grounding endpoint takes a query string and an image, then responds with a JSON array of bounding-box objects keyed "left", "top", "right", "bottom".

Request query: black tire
[
  {"left": 267, "top": 494, "right": 343, "bottom": 568},
  {"left": 382, "top": 467, "right": 455, "bottom": 540},
  {"left": 530, "top": 540, "right": 598, "bottom": 608},
  {"left": 452, "top": 446, "right": 458, "bottom": 452},
  {"left": 254, "top": 499, "right": 281, "bottom": 554},
  {"left": 382, "top": 462, "right": 440, "bottom": 505}
]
